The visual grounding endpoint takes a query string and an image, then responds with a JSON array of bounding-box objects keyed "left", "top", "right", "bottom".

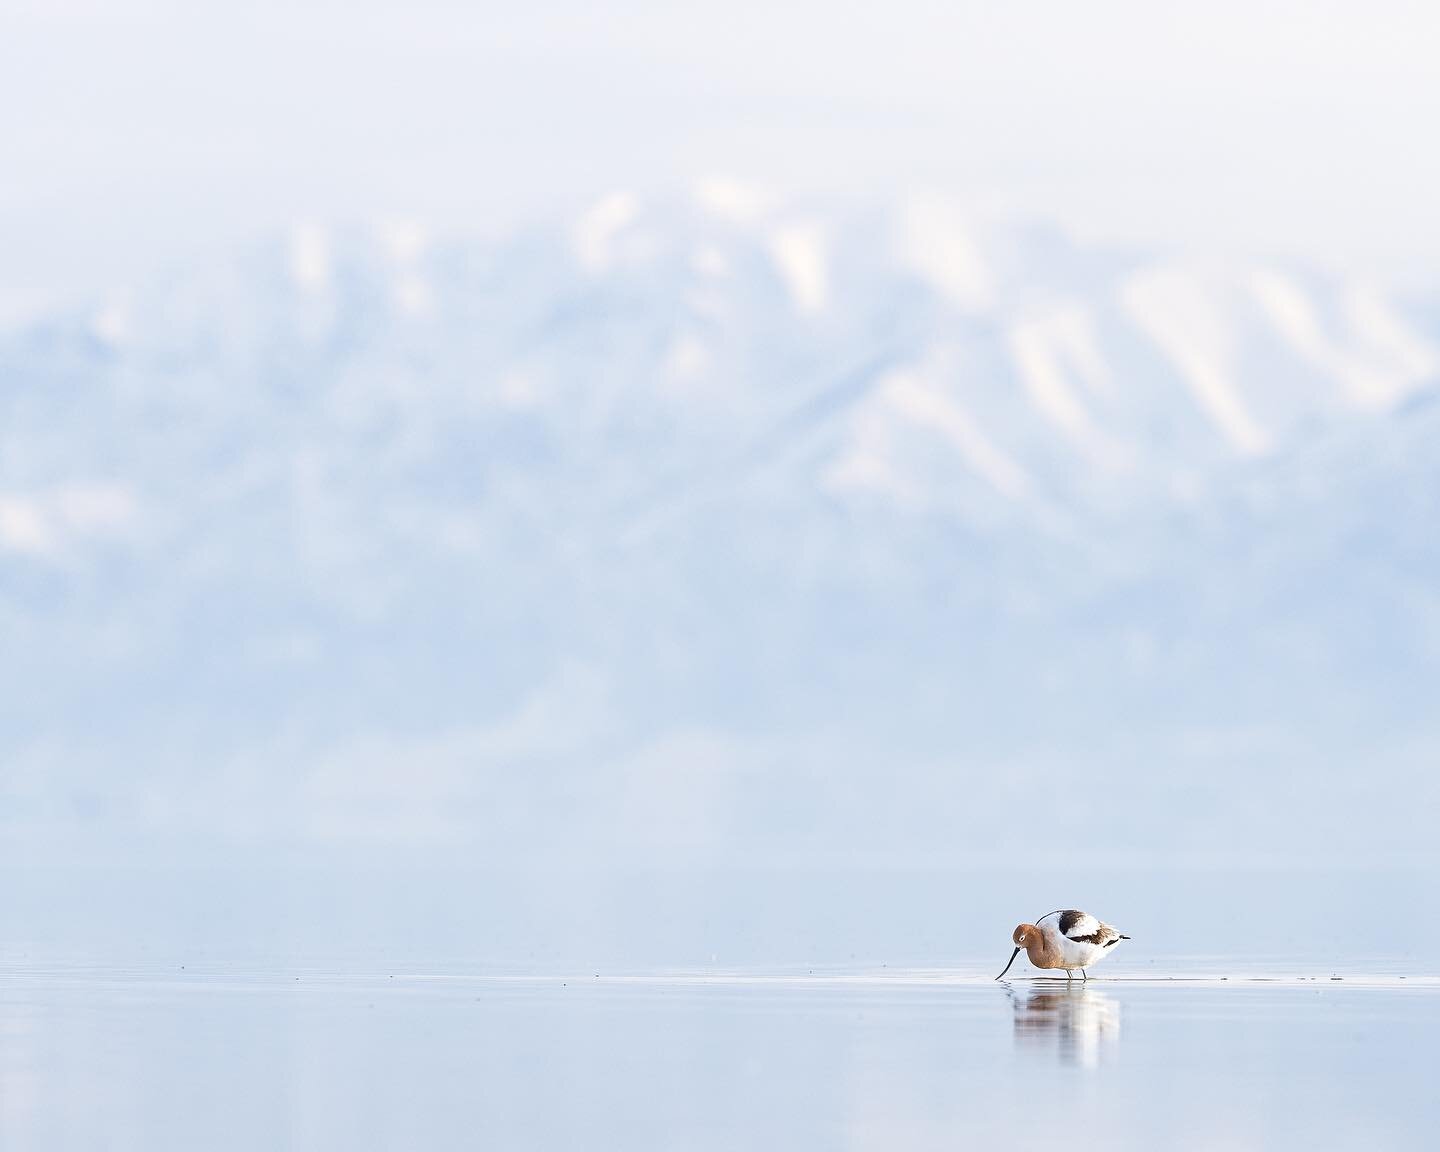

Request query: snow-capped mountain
[{"left": 3, "top": 191, "right": 1438, "bottom": 860}]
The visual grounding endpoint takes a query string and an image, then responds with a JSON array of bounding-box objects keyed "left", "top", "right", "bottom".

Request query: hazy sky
[{"left": 4, "top": 0, "right": 1438, "bottom": 325}]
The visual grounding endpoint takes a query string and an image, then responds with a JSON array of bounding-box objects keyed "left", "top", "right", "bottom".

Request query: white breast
[{"left": 1049, "top": 932, "right": 1108, "bottom": 968}]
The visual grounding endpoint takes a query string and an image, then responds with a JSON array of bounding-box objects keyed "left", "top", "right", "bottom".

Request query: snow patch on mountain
[
  {"left": 1121, "top": 265, "right": 1269, "bottom": 456},
  {"left": 0, "top": 484, "right": 136, "bottom": 558},
  {"left": 1009, "top": 309, "right": 1130, "bottom": 473},
  {"left": 891, "top": 194, "right": 992, "bottom": 312},
  {"left": 573, "top": 192, "right": 640, "bottom": 272},
  {"left": 769, "top": 219, "right": 829, "bottom": 315}
]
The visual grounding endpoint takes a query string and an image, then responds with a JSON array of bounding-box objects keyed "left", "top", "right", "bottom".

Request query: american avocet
[{"left": 995, "top": 909, "right": 1129, "bottom": 981}]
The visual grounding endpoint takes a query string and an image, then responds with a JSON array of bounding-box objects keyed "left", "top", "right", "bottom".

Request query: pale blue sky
[{"left": 3, "top": 0, "right": 1439, "bottom": 325}]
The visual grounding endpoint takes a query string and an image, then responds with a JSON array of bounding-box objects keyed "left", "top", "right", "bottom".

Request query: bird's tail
[{"left": 1119, "top": 934, "right": 1131, "bottom": 940}]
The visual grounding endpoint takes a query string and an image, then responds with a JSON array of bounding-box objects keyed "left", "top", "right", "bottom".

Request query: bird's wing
[{"left": 1053, "top": 910, "right": 1117, "bottom": 944}]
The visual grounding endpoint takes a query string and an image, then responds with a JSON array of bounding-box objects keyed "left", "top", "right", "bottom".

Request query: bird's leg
[
  {"left": 1081, "top": 968, "right": 1088, "bottom": 982},
  {"left": 1065, "top": 969, "right": 1073, "bottom": 981}
]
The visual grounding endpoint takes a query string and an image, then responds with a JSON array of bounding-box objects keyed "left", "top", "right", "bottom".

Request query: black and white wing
[{"left": 1040, "top": 909, "right": 1127, "bottom": 948}]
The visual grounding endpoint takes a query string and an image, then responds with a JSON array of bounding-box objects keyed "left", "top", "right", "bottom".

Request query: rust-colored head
[{"left": 997, "top": 923, "right": 1043, "bottom": 980}]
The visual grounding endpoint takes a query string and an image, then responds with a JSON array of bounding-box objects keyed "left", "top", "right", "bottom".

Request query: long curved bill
[{"left": 995, "top": 947, "right": 1022, "bottom": 981}]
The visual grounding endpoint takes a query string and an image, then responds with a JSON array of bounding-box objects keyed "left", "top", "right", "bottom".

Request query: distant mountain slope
[{"left": 2, "top": 194, "right": 1437, "bottom": 857}]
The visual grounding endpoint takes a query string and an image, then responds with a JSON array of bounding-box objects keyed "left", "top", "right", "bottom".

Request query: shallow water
[
  {"left": 4, "top": 862, "right": 1438, "bottom": 1149},
  {"left": 2, "top": 966, "right": 1437, "bottom": 1150}
]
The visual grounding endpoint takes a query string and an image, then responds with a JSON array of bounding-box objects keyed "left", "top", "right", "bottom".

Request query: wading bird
[{"left": 995, "top": 909, "right": 1129, "bottom": 981}]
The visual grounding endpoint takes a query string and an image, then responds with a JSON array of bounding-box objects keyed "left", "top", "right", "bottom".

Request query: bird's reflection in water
[{"left": 1010, "top": 984, "right": 1121, "bottom": 1068}]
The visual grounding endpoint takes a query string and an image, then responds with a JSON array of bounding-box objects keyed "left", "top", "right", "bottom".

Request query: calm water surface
[
  {"left": 2, "top": 967, "right": 1436, "bottom": 1150},
  {"left": 4, "top": 863, "right": 1437, "bottom": 1149}
]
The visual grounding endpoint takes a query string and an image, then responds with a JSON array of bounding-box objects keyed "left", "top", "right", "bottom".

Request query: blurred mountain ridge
[{"left": 3, "top": 192, "right": 1438, "bottom": 861}]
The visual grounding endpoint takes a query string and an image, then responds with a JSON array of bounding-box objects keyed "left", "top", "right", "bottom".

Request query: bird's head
[{"left": 996, "top": 923, "right": 1041, "bottom": 980}]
